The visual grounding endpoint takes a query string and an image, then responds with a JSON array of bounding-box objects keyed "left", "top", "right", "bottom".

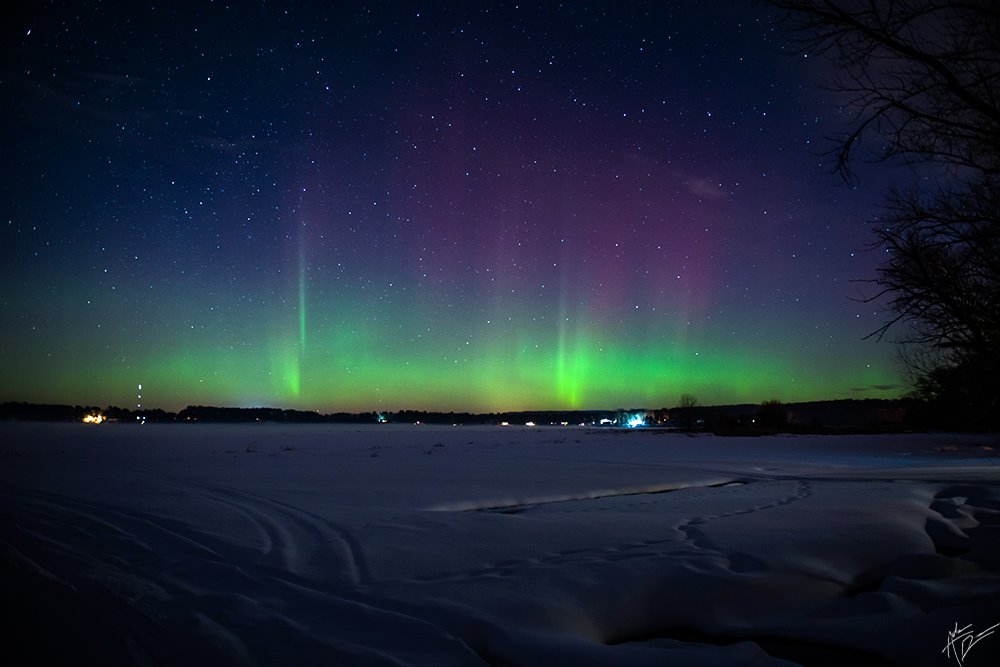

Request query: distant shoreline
[{"left": 0, "top": 398, "right": 956, "bottom": 434}]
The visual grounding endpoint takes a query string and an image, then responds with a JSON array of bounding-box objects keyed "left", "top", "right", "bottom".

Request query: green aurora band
[{"left": 0, "top": 293, "right": 898, "bottom": 412}]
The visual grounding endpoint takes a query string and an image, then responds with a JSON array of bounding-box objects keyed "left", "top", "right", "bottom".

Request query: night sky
[{"left": 1, "top": 1, "right": 905, "bottom": 413}]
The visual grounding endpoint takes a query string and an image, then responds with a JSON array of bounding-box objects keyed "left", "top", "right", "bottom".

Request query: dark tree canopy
[
  {"left": 769, "top": 0, "right": 1000, "bottom": 428},
  {"left": 770, "top": 1, "right": 1000, "bottom": 177}
]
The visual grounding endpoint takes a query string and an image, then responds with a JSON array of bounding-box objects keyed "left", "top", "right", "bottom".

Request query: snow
[{"left": 2, "top": 423, "right": 998, "bottom": 665}]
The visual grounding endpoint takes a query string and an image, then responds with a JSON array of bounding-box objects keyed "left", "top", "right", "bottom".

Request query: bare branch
[{"left": 767, "top": 1, "right": 1000, "bottom": 426}]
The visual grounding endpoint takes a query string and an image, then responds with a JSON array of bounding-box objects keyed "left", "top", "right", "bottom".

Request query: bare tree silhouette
[{"left": 769, "top": 0, "right": 1000, "bottom": 427}]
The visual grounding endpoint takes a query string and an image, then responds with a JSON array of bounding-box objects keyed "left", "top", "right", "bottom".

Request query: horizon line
[{"left": 1, "top": 396, "right": 909, "bottom": 415}]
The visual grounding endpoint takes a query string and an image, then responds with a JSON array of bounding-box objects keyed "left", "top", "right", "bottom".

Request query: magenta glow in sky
[{"left": 0, "top": 1, "right": 903, "bottom": 412}]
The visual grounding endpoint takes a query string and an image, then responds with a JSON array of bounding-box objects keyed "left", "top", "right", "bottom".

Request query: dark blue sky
[{"left": 0, "top": 1, "right": 904, "bottom": 411}]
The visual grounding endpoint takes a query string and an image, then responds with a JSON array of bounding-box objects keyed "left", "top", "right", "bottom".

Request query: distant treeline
[
  {"left": 2, "top": 398, "right": 980, "bottom": 431},
  {"left": 176, "top": 406, "right": 620, "bottom": 425},
  {"left": 0, "top": 402, "right": 176, "bottom": 423},
  {"left": 0, "top": 401, "right": 615, "bottom": 426}
]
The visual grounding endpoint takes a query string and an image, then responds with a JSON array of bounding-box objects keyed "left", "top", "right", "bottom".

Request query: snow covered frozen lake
[{"left": 2, "top": 423, "right": 999, "bottom": 665}]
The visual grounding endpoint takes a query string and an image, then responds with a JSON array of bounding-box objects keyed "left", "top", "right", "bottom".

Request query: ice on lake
[{"left": 2, "top": 423, "right": 999, "bottom": 665}]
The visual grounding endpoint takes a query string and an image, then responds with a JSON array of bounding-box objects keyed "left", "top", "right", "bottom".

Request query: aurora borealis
[{"left": 1, "top": 1, "right": 903, "bottom": 413}]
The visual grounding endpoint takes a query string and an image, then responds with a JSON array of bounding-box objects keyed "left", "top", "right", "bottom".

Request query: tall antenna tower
[{"left": 137, "top": 383, "right": 145, "bottom": 425}]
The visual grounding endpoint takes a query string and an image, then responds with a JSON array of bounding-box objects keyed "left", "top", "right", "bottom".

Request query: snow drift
[{"left": 2, "top": 424, "right": 998, "bottom": 665}]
